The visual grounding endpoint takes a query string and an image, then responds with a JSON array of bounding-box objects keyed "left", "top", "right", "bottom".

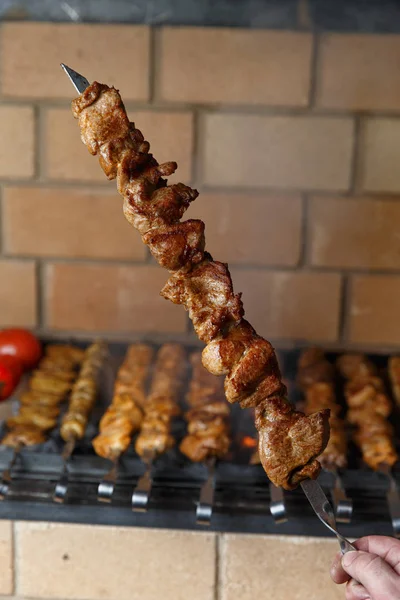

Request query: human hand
[{"left": 330, "top": 536, "right": 400, "bottom": 600}]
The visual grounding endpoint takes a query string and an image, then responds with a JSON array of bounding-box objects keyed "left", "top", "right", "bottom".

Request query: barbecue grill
[{"left": 0, "top": 340, "right": 399, "bottom": 540}]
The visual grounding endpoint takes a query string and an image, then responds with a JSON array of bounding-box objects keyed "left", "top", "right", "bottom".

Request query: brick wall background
[
  {"left": 0, "top": 521, "right": 343, "bottom": 600},
  {"left": 2, "top": 23, "right": 400, "bottom": 350}
]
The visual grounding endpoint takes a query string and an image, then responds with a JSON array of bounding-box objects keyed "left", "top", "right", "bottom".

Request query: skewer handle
[
  {"left": 196, "top": 458, "right": 216, "bottom": 526},
  {"left": 53, "top": 438, "right": 76, "bottom": 504},
  {"left": 329, "top": 470, "right": 353, "bottom": 524},
  {"left": 381, "top": 466, "right": 400, "bottom": 538},
  {"left": 0, "top": 445, "right": 22, "bottom": 500},
  {"left": 132, "top": 453, "right": 155, "bottom": 512},
  {"left": 269, "top": 483, "right": 288, "bottom": 524},
  {"left": 97, "top": 456, "right": 119, "bottom": 504}
]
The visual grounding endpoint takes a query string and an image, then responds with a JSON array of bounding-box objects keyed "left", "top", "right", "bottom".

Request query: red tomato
[
  {"left": 0, "top": 357, "right": 22, "bottom": 400},
  {"left": 0, "top": 356, "right": 23, "bottom": 380},
  {"left": 0, "top": 329, "right": 42, "bottom": 370}
]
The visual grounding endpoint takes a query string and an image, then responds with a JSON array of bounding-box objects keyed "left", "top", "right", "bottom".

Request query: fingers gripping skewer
[
  {"left": 53, "top": 437, "right": 76, "bottom": 503},
  {"left": 379, "top": 463, "right": 400, "bottom": 538},
  {"left": 196, "top": 456, "right": 216, "bottom": 526},
  {"left": 0, "top": 443, "right": 23, "bottom": 500},
  {"left": 269, "top": 482, "right": 288, "bottom": 524},
  {"left": 132, "top": 451, "right": 155, "bottom": 512}
]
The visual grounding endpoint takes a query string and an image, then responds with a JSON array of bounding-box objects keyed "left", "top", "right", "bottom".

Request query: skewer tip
[{"left": 60, "top": 63, "right": 90, "bottom": 94}]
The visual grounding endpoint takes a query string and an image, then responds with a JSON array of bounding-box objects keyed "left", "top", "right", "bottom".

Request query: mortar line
[
  {"left": 339, "top": 274, "right": 350, "bottom": 345},
  {"left": 298, "top": 192, "right": 309, "bottom": 268},
  {"left": 12, "top": 521, "right": 17, "bottom": 596},
  {"left": 308, "top": 31, "right": 319, "bottom": 108},
  {"left": 0, "top": 185, "right": 3, "bottom": 256},
  {"left": 350, "top": 115, "right": 362, "bottom": 195},
  {"left": 36, "top": 260, "right": 46, "bottom": 329},
  {"left": 214, "top": 534, "right": 221, "bottom": 600},
  {"left": 148, "top": 26, "right": 157, "bottom": 104}
]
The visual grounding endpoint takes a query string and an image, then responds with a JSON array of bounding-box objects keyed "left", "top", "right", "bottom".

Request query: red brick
[
  {"left": 349, "top": 275, "right": 400, "bottom": 345},
  {"left": 317, "top": 34, "right": 400, "bottom": 110},
  {"left": 0, "top": 260, "right": 36, "bottom": 327},
  {"left": 187, "top": 193, "right": 302, "bottom": 266},
  {"left": 310, "top": 196, "right": 400, "bottom": 270},
  {"left": 159, "top": 28, "right": 312, "bottom": 106},
  {"left": 1, "top": 23, "right": 150, "bottom": 100},
  {"left": 3, "top": 187, "right": 146, "bottom": 260},
  {"left": 203, "top": 114, "right": 354, "bottom": 191},
  {"left": 46, "top": 263, "right": 186, "bottom": 334},
  {"left": 231, "top": 269, "right": 341, "bottom": 341}
]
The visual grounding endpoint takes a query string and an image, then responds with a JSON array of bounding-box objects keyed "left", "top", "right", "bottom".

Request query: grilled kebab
[
  {"left": 2, "top": 344, "right": 84, "bottom": 448},
  {"left": 297, "top": 348, "right": 347, "bottom": 470},
  {"left": 60, "top": 341, "right": 107, "bottom": 442},
  {"left": 71, "top": 82, "right": 330, "bottom": 489},
  {"left": 389, "top": 357, "right": 400, "bottom": 407},
  {"left": 92, "top": 344, "right": 152, "bottom": 459},
  {"left": 180, "top": 352, "right": 231, "bottom": 462},
  {"left": 337, "top": 354, "right": 397, "bottom": 470},
  {"left": 135, "top": 343, "right": 185, "bottom": 458}
]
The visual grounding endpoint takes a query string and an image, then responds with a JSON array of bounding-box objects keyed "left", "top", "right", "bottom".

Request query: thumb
[{"left": 342, "top": 551, "right": 400, "bottom": 600}]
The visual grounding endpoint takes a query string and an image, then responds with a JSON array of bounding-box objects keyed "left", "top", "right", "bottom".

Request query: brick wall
[
  {"left": 2, "top": 23, "right": 400, "bottom": 350},
  {"left": 0, "top": 521, "right": 343, "bottom": 600}
]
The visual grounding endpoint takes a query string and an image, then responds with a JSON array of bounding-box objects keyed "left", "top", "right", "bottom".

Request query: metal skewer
[
  {"left": 327, "top": 468, "right": 353, "bottom": 523},
  {"left": 378, "top": 463, "right": 400, "bottom": 538},
  {"left": 97, "top": 454, "right": 120, "bottom": 503},
  {"left": 0, "top": 443, "right": 23, "bottom": 500},
  {"left": 132, "top": 451, "right": 155, "bottom": 512},
  {"left": 60, "top": 64, "right": 352, "bottom": 531},
  {"left": 61, "top": 64, "right": 90, "bottom": 93},
  {"left": 269, "top": 483, "right": 288, "bottom": 524},
  {"left": 196, "top": 456, "right": 217, "bottom": 526},
  {"left": 301, "top": 479, "right": 356, "bottom": 554},
  {"left": 52, "top": 437, "right": 76, "bottom": 504}
]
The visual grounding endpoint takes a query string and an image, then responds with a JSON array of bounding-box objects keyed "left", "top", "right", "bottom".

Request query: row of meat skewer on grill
[
  {"left": 0, "top": 342, "right": 232, "bottom": 521},
  {"left": 250, "top": 348, "right": 400, "bottom": 535},
  {"left": 1, "top": 342, "right": 400, "bottom": 528}
]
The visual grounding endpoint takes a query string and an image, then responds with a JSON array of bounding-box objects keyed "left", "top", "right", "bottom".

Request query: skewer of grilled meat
[
  {"left": 180, "top": 352, "right": 231, "bottom": 462},
  {"left": 135, "top": 344, "right": 185, "bottom": 458},
  {"left": 297, "top": 349, "right": 347, "bottom": 470},
  {"left": 388, "top": 356, "right": 400, "bottom": 407},
  {"left": 71, "top": 83, "right": 329, "bottom": 490},
  {"left": 60, "top": 341, "right": 108, "bottom": 442},
  {"left": 337, "top": 354, "right": 398, "bottom": 470},
  {"left": 92, "top": 344, "right": 152, "bottom": 460},
  {"left": 2, "top": 345, "right": 84, "bottom": 448}
]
